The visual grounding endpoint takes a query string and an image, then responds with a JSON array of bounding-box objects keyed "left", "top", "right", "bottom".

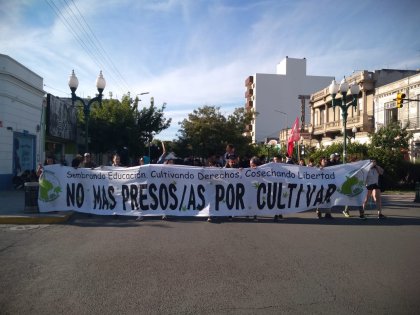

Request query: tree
[
  {"left": 368, "top": 122, "right": 413, "bottom": 189},
  {"left": 176, "top": 105, "right": 254, "bottom": 159},
  {"left": 80, "top": 94, "right": 171, "bottom": 159}
]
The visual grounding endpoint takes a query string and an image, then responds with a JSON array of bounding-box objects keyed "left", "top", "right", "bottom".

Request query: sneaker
[
  {"left": 316, "top": 211, "right": 322, "bottom": 219},
  {"left": 228, "top": 216, "right": 233, "bottom": 221},
  {"left": 136, "top": 216, "right": 144, "bottom": 221},
  {"left": 278, "top": 214, "right": 283, "bottom": 219},
  {"left": 324, "top": 213, "right": 333, "bottom": 219},
  {"left": 378, "top": 214, "right": 386, "bottom": 219},
  {"left": 342, "top": 210, "right": 350, "bottom": 218},
  {"left": 359, "top": 214, "right": 367, "bottom": 220},
  {"left": 162, "top": 215, "right": 167, "bottom": 220},
  {"left": 273, "top": 215, "right": 278, "bottom": 222},
  {"left": 207, "top": 217, "right": 212, "bottom": 222}
]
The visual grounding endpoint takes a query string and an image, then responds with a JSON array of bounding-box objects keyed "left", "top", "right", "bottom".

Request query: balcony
[
  {"left": 245, "top": 100, "right": 253, "bottom": 109},
  {"left": 245, "top": 88, "right": 254, "bottom": 99},
  {"left": 245, "top": 76, "right": 254, "bottom": 87}
]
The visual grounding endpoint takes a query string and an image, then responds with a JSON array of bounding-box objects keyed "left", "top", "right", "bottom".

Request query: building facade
[
  {"left": 0, "top": 54, "right": 45, "bottom": 189},
  {"left": 374, "top": 73, "right": 420, "bottom": 162},
  {"left": 307, "top": 69, "right": 420, "bottom": 161},
  {"left": 244, "top": 57, "right": 334, "bottom": 144}
]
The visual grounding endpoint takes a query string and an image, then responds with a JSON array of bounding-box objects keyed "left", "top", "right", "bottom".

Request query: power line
[
  {"left": 70, "top": 0, "right": 130, "bottom": 89},
  {"left": 45, "top": 0, "right": 130, "bottom": 95}
]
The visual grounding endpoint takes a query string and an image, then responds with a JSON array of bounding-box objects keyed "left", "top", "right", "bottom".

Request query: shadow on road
[{"left": 66, "top": 212, "right": 420, "bottom": 227}]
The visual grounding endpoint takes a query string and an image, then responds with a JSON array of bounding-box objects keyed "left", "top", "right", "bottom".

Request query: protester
[
  {"left": 362, "top": 159, "right": 385, "bottom": 219},
  {"left": 138, "top": 156, "right": 150, "bottom": 165},
  {"left": 157, "top": 142, "right": 168, "bottom": 164},
  {"left": 315, "top": 157, "right": 333, "bottom": 219},
  {"left": 248, "top": 156, "right": 260, "bottom": 222},
  {"left": 285, "top": 156, "right": 294, "bottom": 164},
  {"left": 36, "top": 156, "right": 55, "bottom": 177},
  {"left": 272, "top": 155, "right": 282, "bottom": 163},
  {"left": 342, "top": 156, "right": 362, "bottom": 218},
  {"left": 82, "top": 153, "right": 96, "bottom": 168},
  {"left": 223, "top": 144, "right": 235, "bottom": 166},
  {"left": 307, "top": 157, "right": 315, "bottom": 167},
  {"left": 224, "top": 154, "right": 240, "bottom": 221},
  {"left": 112, "top": 154, "right": 122, "bottom": 167},
  {"left": 71, "top": 154, "right": 83, "bottom": 168}
]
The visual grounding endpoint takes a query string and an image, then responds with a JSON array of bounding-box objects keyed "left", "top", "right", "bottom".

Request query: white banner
[{"left": 38, "top": 160, "right": 371, "bottom": 217}]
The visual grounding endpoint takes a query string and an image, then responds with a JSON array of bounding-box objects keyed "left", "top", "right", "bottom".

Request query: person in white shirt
[{"left": 362, "top": 159, "right": 385, "bottom": 219}]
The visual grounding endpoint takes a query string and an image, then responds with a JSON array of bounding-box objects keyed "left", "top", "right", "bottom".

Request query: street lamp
[
  {"left": 329, "top": 78, "right": 360, "bottom": 163},
  {"left": 68, "top": 70, "right": 106, "bottom": 152}
]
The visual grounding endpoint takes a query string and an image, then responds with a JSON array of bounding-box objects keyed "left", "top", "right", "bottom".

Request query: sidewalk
[
  {"left": 0, "top": 189, "right": 418, "bottom": 224},
  {"left": 0, "top": 189, "right": 73, "bottom": 224}
]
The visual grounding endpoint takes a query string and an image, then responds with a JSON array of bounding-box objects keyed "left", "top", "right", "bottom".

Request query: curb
[{"left": 0, "top": 212, "right": 74, "bottom": 224}]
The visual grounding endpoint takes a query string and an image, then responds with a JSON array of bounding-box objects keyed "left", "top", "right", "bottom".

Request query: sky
[{"left": 1, "top": 0, "right": 420, "bottom": 141}]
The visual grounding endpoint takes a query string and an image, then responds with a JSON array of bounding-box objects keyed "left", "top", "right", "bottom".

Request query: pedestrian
[
  {"left": 362, "top": 159, "right": 385, "bottom": 219},
  {"left": 315, "top": 157, "right": 333, "bottom": 219}
]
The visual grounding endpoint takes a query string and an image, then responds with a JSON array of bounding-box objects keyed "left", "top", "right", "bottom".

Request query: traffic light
[{"left": 396, "top": 93, "right": 406, "bottom": 108}]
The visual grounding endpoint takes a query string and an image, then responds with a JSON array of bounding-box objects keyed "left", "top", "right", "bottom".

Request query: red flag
[{"left": 287, "top": 117, "right": 300, "bottom": 157}]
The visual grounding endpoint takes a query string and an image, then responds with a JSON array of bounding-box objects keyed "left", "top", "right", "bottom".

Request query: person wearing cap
[{"left": 82, "top": 153, "right": 96, "bottom": 168}]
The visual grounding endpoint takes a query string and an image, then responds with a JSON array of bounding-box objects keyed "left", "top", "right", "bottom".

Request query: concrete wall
[{"left": 252, "top": 57, "right": 333, "bottom": 143}]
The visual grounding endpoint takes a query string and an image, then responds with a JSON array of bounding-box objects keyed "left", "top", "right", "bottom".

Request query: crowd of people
[{"left": 29, "top": 142, "right": 385, "bottom": 222}]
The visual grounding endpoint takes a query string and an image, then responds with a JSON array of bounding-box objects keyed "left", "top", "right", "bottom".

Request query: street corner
[{"left": 0, "top": 211, "right": 74, "bottom": 225}]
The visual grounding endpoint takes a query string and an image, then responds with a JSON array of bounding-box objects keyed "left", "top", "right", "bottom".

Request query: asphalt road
[{"left": 1, "top": 199, "right": 420, "bottom": 314}]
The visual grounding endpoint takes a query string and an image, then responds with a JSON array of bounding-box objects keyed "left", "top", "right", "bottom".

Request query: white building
[
  {"left": 0, "top": 54, "right": 45, "bottom": 189},
  {"left": 244, "top": 57, "right": 334, "bottom": 143},
  {"left": 374, "top": 72, "right": 420, "bottom": 162}
]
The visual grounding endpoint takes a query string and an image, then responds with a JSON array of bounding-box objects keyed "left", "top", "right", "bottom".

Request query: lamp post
[
  {"left": 68, "top": 70, "right": 106, "bottom": 153},
  {"left": 275, "top": 110, "right": 288, "bottom": 148},
  {"left": 329, "top": 78, "right": 360, "bottom": 163}
]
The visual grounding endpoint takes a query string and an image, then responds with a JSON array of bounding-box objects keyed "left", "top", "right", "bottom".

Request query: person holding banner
[
  {"left": 223, "top": 144, "right": 235, "bottom": 167},
  {"left": 112, "top": 154, "right": 122, "bottom": 167},
  {"left": 362, "top": 159, "right": 385, "bottom": 219},
  {"left": 248, "top": 156, "right": 261, "bottom": 222},
  {"left": 315, "top": 157, "right": 333, "bottom": 219},
  {"left": 82, "top": 153, "right": 96, "bottom": 168}
]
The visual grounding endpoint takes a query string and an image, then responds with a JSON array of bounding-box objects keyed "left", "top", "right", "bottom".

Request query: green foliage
[
  {"left": 367, "top": 122, "right": 413, "bottom": 189},
  {"left": 79, "top": 95, "right": 171, "bottom": 158},
  {"left": 176, "top": 105, "right": 254, "bottom": 159},
  {"left": 308, "top": 142, "right": 369, "bottom": 166}
]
